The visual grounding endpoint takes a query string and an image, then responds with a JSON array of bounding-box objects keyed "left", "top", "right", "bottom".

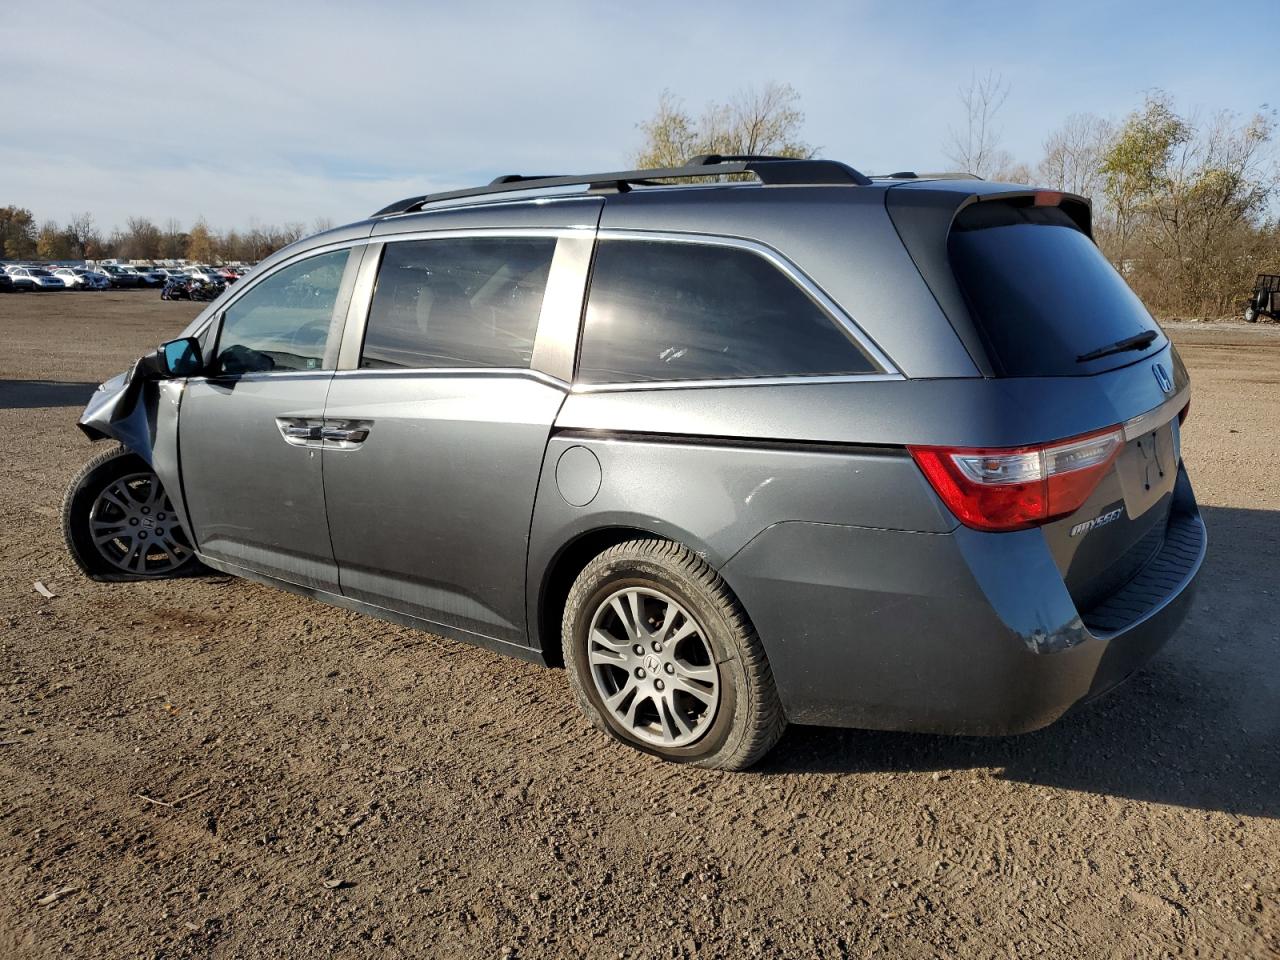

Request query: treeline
[
  {"left": 1034, "top": 93, "right": 1278, "bottom": 318},
  {"left": 0, "top": 210, "right": 335, "bottom": 265},
  {"left": 5, "top": 84, "right": 1276, "bottom": 317},
  {"left": 636, "top": 82, "right": 1280, "bottom": 318}
]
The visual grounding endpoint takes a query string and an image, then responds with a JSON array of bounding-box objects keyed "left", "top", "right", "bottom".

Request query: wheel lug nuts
[
  {"left": 155, "top": 528, "right": 164, "bottom": 536},
  {"left": 138, "top": 532, "right": 147, "bottom": 539},
  {"left": 129, "top": 518, "right": 139, "bottom": 526},
  {"left": 652, "top": 642, "right": 663, "bottom": 653},
  {"left": 654, "top": 679, "right": 665, "bottom": 691},
  {"left": 664, "top": 663, "right": 675, "bottom": 675},
  {"left": 633, "top": 645, "right": 644, "bottom": 656},
  {"left": 635, "top": 668, "right": 646, "bottom": 679}
]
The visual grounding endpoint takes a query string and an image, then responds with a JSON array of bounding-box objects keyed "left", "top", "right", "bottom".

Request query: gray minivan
[{"left": 63, "top": 156, "right": 1205, "bottom": 769}]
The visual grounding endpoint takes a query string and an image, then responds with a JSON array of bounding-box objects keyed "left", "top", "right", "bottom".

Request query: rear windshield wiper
[{"left": 1076, "top": 330, "right": 1159, "bottom": 363}]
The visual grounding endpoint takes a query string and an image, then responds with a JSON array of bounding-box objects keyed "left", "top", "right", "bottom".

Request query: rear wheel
[
  {"left": 1245, "top": 305, "right": 1258, "bottom": 323},
  {"left": 62, "top": 446, "right": 201, "bottom": 581},
  {"left": 561, "top": 539, "right": 785, "bottom": 770}
]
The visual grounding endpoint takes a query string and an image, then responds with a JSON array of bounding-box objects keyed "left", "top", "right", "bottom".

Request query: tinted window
[
  {"left": 360, "top": 237, "right": 555, "bottom": 370},
  {"left": 949, "top": 203, "right": 1165, "bottom": 377},
  {"left": 576, "top": 240, "right": 874, "bottom": 384},
  {"left": 214, "top": 248, "right": 349, "bottom": 375}
]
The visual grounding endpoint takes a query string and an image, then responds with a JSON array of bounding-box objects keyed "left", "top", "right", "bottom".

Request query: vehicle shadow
[
  {"left": 0, "top": 379, "right": 99, "bottom": 409},
  {"left": 757, "top": 505, "right": 1280, "bottom": 819}
]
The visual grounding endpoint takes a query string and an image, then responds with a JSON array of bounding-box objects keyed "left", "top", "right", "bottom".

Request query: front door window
[{"left": 214, "top": 249, "right": 350, "bottom": 375}]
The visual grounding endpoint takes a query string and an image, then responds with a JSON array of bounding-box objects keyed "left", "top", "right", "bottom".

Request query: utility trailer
[{"left": 1245, "top": 274, "right": 1280, "bottom": 322}]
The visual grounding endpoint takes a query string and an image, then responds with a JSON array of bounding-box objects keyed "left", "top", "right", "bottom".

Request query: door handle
[
  {"left": 320, "top": 421, "right": 372, "bottom": 448},
  {"left": 276, "top": 418, "right": 323, "bottom": 446}
]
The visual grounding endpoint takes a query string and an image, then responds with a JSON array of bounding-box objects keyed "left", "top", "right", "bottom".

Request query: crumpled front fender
[
  {"left": 78, "top": 366, "right": 156, "bottom": 460},
  {"left": 77, "top": 364, "right": 194, "bottom": 547}
]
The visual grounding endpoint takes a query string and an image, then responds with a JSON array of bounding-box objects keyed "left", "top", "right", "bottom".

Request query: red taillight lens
[{"left": 908, "top": 426, "right": 1124, "bottom": 532}]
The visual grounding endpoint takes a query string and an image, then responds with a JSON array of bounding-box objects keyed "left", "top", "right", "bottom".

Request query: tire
[
  {"left": 62, "top": 445, "right": 202, "bottom": 582},
  {"left": 561, "top": 539, "right": 785, "bottom": 770},
  {"left": 1245, "top": 305, "right": 1258, "bottom": 323}
]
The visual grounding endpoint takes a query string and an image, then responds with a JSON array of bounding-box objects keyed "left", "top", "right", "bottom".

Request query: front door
[
  {"left": 179, "top": 246, "right": 360, "bottom": 590},
  {"left": 321, "top": 233, "right": 590, "bottom": 644}
]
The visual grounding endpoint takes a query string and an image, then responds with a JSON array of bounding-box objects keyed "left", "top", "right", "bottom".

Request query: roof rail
[
  {"left": 871, "top": 171, "right": 986, "bottom": 181},
  {"left": 372, "top": 155, "right": 873, "bottom": 218}
]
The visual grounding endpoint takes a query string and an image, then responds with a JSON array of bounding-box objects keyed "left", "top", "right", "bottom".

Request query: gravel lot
[{"left": 1, "top": 292, "right": 1276, "bottom": 959}]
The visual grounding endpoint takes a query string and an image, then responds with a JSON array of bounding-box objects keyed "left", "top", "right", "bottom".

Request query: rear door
[
  {"left": 942, "top": 195, "right": 1188, "bottom": 606},
  {"left": 179, "top": 245, "right": 362, "bottom": 590},
  {"left": 321, "top": 230, "right": 593, "bottom": 645}
]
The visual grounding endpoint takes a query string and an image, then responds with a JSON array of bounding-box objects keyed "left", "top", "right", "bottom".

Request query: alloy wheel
[
  {"left": 88, "top": 471, "right": 192, "bottom": 575},
  {"left": 587, "top": 587, "right": 720, "bottom": 747}
]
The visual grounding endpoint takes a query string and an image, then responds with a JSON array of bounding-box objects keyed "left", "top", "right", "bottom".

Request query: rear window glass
[
  {"left": 949, "top": 203, "right": 1165, "bottom": 377},
  {"left": 577, "top": 240, "right": 875, "bottom": 384}
]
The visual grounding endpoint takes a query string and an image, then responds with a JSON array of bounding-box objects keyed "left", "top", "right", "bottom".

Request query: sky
[{"left": 3, "top": 0, "right": 1277, "bottom": 233}]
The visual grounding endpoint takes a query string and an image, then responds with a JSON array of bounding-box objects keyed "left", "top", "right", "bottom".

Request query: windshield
[{"left": 948, "top": 202, "right": 1165, "bottom": 377}]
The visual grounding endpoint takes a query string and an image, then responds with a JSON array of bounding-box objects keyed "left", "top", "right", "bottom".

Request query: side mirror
[{"left": 160, "top": 337, "right": 204, "bottom": 377}]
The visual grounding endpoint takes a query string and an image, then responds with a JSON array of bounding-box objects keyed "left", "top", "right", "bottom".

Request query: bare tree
[
  {"left": 122, "top": 217, "right": 162, "bottom": 260},
  {"left": 161, "top": 218, "right": 186, "bottom": 259},
  {"left": 1038, "top": 113, "right": 1115, "bottom": 197},
  {"left": 945, "top": 71, "right": 1012, "bottom": 178},
  {"left": 312, "top": 216, "right": 335, "bottom": 234},
  {"left": 634, "top": 83, "right": 814, "bottom": 170},
  {"left": 66, "top": 212, "right": 99, "bottom": 259}
]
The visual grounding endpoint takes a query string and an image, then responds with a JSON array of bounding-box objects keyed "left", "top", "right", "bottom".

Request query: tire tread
[{"left": 561, "top": 538, "right": 786, "bottom": 770}]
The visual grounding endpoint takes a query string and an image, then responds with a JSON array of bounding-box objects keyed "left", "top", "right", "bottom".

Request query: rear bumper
[{"left": 721, "top": 466, "right": 1206, "bottom": 734}]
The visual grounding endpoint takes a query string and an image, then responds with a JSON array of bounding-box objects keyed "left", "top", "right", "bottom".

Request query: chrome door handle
[
  {"left": 320, "top": 421, "right": 372, "bottom": 448},
  {"left": 276, "top": 418, "right": 323, "bottom": 446}
]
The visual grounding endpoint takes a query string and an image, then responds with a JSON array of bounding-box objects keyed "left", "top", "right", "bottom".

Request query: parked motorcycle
[{"left": 161, "top": 276, "right": 224, "bottom": 302}]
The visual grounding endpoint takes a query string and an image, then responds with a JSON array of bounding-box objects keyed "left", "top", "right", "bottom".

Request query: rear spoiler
[{"left": 885, "top": 184, "right": 1092, "bottom": 378}]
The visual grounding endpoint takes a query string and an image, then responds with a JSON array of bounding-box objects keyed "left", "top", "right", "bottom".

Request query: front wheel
[
  {"left": 62, "top": 446, "right": 202, "bottom": 581},
  {"left": 1245, "top": 305, "right": 1258, "bottom": 323},
  {"left": 562, "top": 539, "right": 785, "bottom": 770}
]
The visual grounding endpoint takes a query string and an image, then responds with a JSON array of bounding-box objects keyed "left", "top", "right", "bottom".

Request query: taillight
[{"left": 908, "top": 426, "right": 1124, "bottom": 532}]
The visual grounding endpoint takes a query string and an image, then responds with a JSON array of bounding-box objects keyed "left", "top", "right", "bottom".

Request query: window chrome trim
[
  {"left": 590, "top": 229, "right": 901, "bottom": 377},
  {"left": 332, "top": 366, "right": 569, "bottom": 391},
  {"left": 572, "top": 372, "right": 904, "bottom": 394},
  {"left": 369, "top": 225, "right": 594, "bottom": 244}
]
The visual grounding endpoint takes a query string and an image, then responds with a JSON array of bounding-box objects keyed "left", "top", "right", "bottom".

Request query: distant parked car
[
  {"left": 52, "top": 268, "right": 89, "bottom": 289},
  {"left": 0, "top": 271, "right": 14, "bottom": 293},
  {"left": 186, "top": 265, "right": 223, "bottom": 284},
  {"left": 6, "top": 266, "right": 65, "bottom": 290},
  {"left": 73, "top": 268, "right": 112, "bottom": 291},
  {"left": 95, "top": 264, "right": 140, "bottom": 288},
  {"left": 132, "top": 266, "right": 167, "bottom": 287}
]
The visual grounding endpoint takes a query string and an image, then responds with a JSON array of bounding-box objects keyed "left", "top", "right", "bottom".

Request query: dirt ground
[{"left": 0, "top": 291, "right": 1276, "bottom": 959}]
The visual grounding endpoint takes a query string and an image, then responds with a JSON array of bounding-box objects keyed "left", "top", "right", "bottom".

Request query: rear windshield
[{"left": 948, "top": 202, "right": 1165, "bottom": 377}]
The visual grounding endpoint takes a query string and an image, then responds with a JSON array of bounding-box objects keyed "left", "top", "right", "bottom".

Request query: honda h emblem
[{"left": 1152, "top": 362, "right": 1173, "bottom": 395}]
